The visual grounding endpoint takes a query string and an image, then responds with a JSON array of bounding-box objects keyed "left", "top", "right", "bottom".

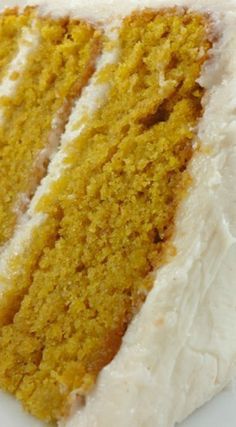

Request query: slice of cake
[{"left": 0, "top": 0, "right": 236, "bottom": 426}]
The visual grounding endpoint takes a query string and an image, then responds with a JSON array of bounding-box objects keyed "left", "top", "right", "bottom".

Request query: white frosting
[
  {"left": 0, "top": 0, "right": 235, "bottom": 23},
  {"left": 0, "top": 1, "right": 236, "bottom": 427}
]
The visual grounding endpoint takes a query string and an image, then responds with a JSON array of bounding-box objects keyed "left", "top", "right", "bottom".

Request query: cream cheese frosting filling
[{"left": 0, "top": 1, "right": 235, "bottom": 427}]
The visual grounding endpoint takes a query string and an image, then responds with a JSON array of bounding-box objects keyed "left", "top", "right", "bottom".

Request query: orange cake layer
[
  {"left": 0, "top": 9, "right": 101, "bottom": 247},
  {"left": 0, "top": 10, "right": 211, "bottom": 422}
]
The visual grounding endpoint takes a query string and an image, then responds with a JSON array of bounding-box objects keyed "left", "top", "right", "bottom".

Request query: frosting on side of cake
[{"left": 0, "top": 1, "right": 235, "bottom": 427}]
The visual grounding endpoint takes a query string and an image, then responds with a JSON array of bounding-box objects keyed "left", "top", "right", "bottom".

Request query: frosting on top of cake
[{"left": 1, "top": 0, "right": 236, "bottom": 23}]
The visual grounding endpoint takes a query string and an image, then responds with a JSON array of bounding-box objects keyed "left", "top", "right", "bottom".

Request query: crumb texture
[
  {"left": 0, "top": 10, "right": 100, "bottom": 246},
  {"left": 0, "top": 9, "right": 211, "bottom": 423}
]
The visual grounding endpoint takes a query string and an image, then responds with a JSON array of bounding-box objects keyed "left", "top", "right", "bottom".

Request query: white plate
[
  {"left": 181, "top": 386, "right": 236, "bottom": 427},
  {"left": 0, "top": 386, "right": 235, "bottom": 426}
]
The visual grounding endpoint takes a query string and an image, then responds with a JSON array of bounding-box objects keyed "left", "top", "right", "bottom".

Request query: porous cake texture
[{"left": 1, "top": 1, "right": 236, "bottom": 427}]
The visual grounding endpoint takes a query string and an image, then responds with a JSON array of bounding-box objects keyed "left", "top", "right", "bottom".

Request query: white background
[{"left": 0, "top": 386, "right": 235, "bottom": 426}]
